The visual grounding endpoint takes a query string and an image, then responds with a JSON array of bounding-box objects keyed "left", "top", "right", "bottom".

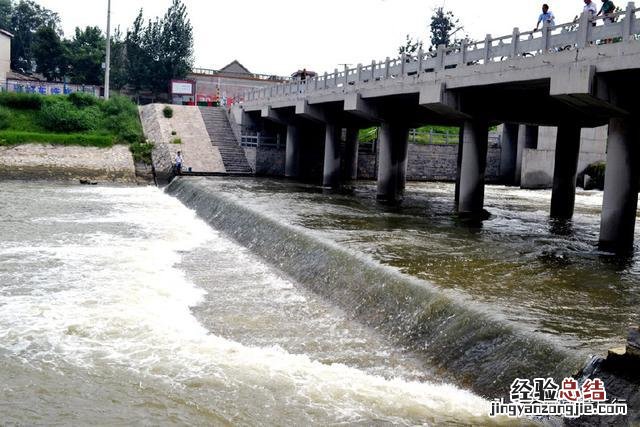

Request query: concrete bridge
[{"left": 234, "top": 4, "right": 640, "bottom": 253}]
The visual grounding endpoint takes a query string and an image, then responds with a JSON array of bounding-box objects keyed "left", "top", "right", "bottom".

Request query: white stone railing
[{"left": 242, "top": 2, "right": 640, "bottom": 104}]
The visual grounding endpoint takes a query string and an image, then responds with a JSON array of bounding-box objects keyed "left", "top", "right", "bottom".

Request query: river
[{"left": 1, "top": 181, "right": 525, "bottom": 425}]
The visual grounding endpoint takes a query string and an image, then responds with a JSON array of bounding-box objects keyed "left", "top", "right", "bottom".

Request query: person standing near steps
[{"left": 175, "top": 151, "right": 183, "bottom": 175}]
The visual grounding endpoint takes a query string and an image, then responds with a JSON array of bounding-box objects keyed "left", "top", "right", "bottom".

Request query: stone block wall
[{"left": 255, "top": 146, "right": 286, "bottom": 176}]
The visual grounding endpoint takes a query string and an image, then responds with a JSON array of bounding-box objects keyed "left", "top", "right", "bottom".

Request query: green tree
[
  {"left": 109, "top": 27, "right": 128, "bottom": 90},
  {"left": 66, "top": 26, "right": 105, "bottom": 85},
  {"left": 0, "top": 0, "right": 12, "bottom": 31},
  {"left": 429, "top": 7, "right": 460, "bottom": 51},
  {"left": 32, "top": 24, "right": 67, "bottom": 80},
  {"left": 9, "top": 0, "right": 60, "bottom": 73},
  {"left": 124, "top": 1, "right": 193, "bottom": 93},
  {"left": 398, "top": 34, "right": 423, "bottom": 55}
]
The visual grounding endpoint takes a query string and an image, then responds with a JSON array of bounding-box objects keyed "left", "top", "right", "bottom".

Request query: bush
[
  {"left": 171, "top": 138, "right": 182, "bottom": 144},
  {"left": 0, "top": 92, "right": 43, "bottom": 110},
  {"left": 68, "top": 92, "right": 98, "bottom": 108},
  {"left": 0, "top": 107, "right": 12, "bottom": 130},
  {"left": 102, "top": 112, "right": 144, "bottom": 144},
  {"left": 0, "top": 131, "right": 114, "bottom": 147},
  {"left": 130, "top": 141, "right": 154, "bottom": 164},
  {"left": 171, "top": 130, "right": 177, "bottom": 135},
  {"left": 163, "top": 105, "right": 173, "bottom": 118},
  {"left": 39, "top": 97, "right": 99, "bottom": 133},
  {"left": 584, "top": 161, "right": 606, "bottom": 190},
  {"left": 100, "top": 95, "right": 137, "bottom": 117}
]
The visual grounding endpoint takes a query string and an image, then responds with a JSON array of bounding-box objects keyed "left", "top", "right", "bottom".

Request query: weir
[{"left": 166, "top": 177, "right": 587, "bottom": 397}]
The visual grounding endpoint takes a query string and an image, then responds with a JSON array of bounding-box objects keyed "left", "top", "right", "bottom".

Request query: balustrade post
[
  {"left": 357, "top": 64, "right": 362, "bottom": 82},
  {"left": 334, "top": 68, "right": 339, "bottom": 87},
  {"left": 371, "top": 60, "right": 376, "bottom": 80},
  {"left": 459, "top": 40, "right": 468, "bottom": 66},
  {"left": 510, "top": 27, "right": 520, "bottom": 58},
  {"left": 417, "top": 48, "right": 424, "bottom": 73},
  {"left": 542, "top": 22, "right": 551, "bottom": 53},
  {"left": 324, "top": 72, "right": 328, "bottom": 89},
  {"left": 400, "top": 54, "right": 407, "bottom": 76},
  {"left": 344, "top": 64, "right": 349, "bottom": 85},
  {"left": 483, "top": 34, "right": 492, "bottom": 63},
  {"left": 437, "top": 44, "right": 446, "bottom": 70},
  {"left": 577, "top": 12, "right": 590, "bottom": 48},
  {"left": 623, "top": 2, "right": 636, "bottom": 41},
  {"left": 385, "top": 57, "right": 391, "bottom": 79},
  {"left": 314, "top": 77, "right": 318, "bottom": 91}
]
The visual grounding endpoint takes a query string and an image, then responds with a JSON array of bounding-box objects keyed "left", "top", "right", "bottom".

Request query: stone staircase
[{"left": 199, "top": 107, "right": 253, "bottom": 174}]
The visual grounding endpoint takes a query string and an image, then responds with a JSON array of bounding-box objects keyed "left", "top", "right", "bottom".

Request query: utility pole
[{"left": 104, "top": 0, "right": 111, "bottom": 100}]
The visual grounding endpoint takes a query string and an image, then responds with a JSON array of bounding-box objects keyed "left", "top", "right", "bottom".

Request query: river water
[{"left": 0, "top": 181, "right": 521, "bottom": 425}]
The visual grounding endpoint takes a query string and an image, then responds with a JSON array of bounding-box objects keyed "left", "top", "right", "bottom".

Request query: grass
[
  {"left": 0, "top": 131, "right": 114, "bottom": 147},
  {"left": 171, "top": 138, "right": 182, "bottom": 144},
  {"left": 130, "top": 141, "right": 154, "bottom": 164},
  {"left": 359, "top": 125, "right": 461, "bottom": 145},
  {"left": 0, "top": 92, "right": 151, "bottom": 164}
]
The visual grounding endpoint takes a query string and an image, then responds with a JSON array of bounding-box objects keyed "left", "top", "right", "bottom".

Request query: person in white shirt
[
  {"left": 535, "top": 4, "right": 556, "bottom": 31},
  {"left": 584, "top": 0, "right": 598, "bottom": 23},
  {"left": 175, "top": 151, "right": 183, "bottom": 174}
]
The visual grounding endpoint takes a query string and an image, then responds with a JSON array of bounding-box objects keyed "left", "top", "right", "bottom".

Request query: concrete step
[{"left": 198, "top": 106, "right": 253, "bottom": 174}]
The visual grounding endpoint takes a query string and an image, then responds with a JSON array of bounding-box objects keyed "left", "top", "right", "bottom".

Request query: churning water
[{"left": 0, "top": 181, "right": 520, "bottom": 425}]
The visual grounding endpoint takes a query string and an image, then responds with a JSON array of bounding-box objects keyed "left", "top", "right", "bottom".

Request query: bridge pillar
[
  {"left": 550, "top": 124, "right": 581, "bottom": 219},
  {"left": 285, "top": 125, "right": 301, "bottom": 178},
  {"left": 515, "top": 125, "right": 538, "bottom": 186},
  {"left": 323, "top": 123, "right": 342, "bottom": 188},
  {"left": 458, "top": 119, "right": 489, "bottom": 215},
  {"left": 377, "top": 122, "right": 409, "bottom": 203},
  {"left": 500, "top": 123, "right": 519, "bottom": 185},
  {"left": 343, "top": 128, "right": 359, "bottom": 181},
  {"left": 599, "top": 118, "right": 639, "bottom": 252}
]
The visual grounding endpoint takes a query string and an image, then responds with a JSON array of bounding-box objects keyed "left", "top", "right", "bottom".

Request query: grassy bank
[{"left": 0, "top": 92, "right": 151, "bottom": 163}]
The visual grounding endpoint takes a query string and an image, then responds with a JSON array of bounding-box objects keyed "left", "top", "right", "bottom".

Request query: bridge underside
[{"left": 237, "top": 41, "right": 640, "bottom": 254}]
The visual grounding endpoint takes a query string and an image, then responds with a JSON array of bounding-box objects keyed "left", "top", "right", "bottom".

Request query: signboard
[{"left": 171, "top": 80, "right": 195, "bottom": 95}]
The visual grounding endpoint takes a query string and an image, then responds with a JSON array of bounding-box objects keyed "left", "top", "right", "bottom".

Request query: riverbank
[{"left": 0, "top": 143, "right": 139, "bottom": 183}]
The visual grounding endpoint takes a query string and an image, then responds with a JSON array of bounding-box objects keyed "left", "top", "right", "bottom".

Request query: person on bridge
[
  {"left": 584, "top": 0, "right": 598, "bottom": 24},
  {"left": 175, "top": 151, "right": 183, "bottom": 175},
  {"left": 534, "top": 4, "right": 556, "bottom": 31},
  {"left": 598, "top": 0, "right": 616, "bottom": 23}
]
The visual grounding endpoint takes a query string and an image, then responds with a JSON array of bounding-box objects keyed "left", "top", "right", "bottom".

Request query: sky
[{"left": 34, "top": 0, "right": 595, "bottom": 76}]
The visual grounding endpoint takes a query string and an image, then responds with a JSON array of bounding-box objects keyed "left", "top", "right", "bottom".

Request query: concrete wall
[
  {"left": 255, "top": 146, "right": 286, "bottom": 176},
  {"left": 188, "top": 74, "right": 280, "bottom": 102},
  {"left": 358, "top": 144, "right": 501, "bottom": 182},
  {"left": 521, "top": 125, "right": 607, "bottom": 189},
  {"left": 0, "top": 33, "right": 10, "bottom": 83}
]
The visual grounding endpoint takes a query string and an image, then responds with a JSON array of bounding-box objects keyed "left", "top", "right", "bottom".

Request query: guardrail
[
  {"left": 241, "top": 133, "right": 283, "bottom": 148},
  {"left": 243, "top": 3, "right": 640, "bottom": 103},
  {"left": 191, "top": 68, "right": 290, "bottom": 82}
]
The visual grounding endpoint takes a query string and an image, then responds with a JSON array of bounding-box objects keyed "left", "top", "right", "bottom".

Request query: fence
[{"left": 243, "top": 3, "right": 640, "bottom": 103}]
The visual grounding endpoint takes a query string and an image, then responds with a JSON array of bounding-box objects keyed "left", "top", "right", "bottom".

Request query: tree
[
  {"left": 398, "top": 34, "right": 423, "bottom": 55},
  {"left": 0, "top": 0, "right": 12, "bottom": 31},
  {"left": 66, "top": 26, "right": 105, "bottom": 85},
  {"left": 124, "top": 1, "right": 193, "bottom": 93},
  {"left": 429, "top": 7, "right": 460, "bottom": 51},
  {"left": 9, "top": 0, "right": 60, "bottom": 73},
  {"left": 109, "top": 27, "right": 128, "bottom": 90},
  {"left": 32, "top": 24, "right": 66, "bottom": 80}
]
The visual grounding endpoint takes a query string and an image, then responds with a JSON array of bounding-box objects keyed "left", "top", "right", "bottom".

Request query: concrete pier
[
  {"left": 500, "top": 124, "right": 519, "bottom": 185},
  {"left": 550, "top": 124, "right": 582, "bottom": 219},
  {"left": 285, "top": 125, "right": 301, "bottom": 178},
  {"left": 515, "top": 125, "right": 538, "bottom": 186},
  {"left": 322, "top": 123, "right": 341, "bottom": 188},
  {"left": 600, "top": 118, "right": 639, "bottom": 252},
  {"left": 343, "top": 128, "right": 359, "bottom": 181},
  {"left": 458, "top": 120, "right": 489, "bottom": 215},
  {"left": 377, "top": 122, "right": 409, "bottom": 203}
]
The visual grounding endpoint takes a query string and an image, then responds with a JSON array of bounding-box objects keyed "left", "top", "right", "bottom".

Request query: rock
[{"left": 628, "top": 326, "right": 640, "bottom": 358}]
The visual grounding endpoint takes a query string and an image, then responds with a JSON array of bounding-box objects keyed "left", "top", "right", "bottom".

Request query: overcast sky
[{"left": 35, "top": 0, "right": 594, "bottom": 76}]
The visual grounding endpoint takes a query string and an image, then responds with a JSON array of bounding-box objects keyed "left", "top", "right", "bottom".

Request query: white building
[{"left": 0, "top": 29, "right": 12, "bottom": 84}]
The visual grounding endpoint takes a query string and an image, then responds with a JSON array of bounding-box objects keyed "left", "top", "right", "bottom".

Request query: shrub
[
  {"left": 0, "top": 92, "right": 43, "bottom": 110},
  {"left": 163, "top": 105, "right": 173, "bottom": 118},
  {"left": 130, "top": 141, "right": 154, "bottom": 164},
  {"left": 584, "top": 161, "right": 606, "bottom": 190},
  {"left": 171, "top": 130, "right": 177, "bottom": 136},
  {"left": 171, "top": 138, "right": 182, "bottom": 144},
  {"left": 0, "top": 131, "right": 114, "bottom": 147},
  {"left": 102, "top": 112, "right": 144, "bottom": 144},
  {"left": 0, "top": 107, "right": 12, "bottom": 130},
  {"left": 100, "top": 95, "right": 138, "bottom": 117},
  {"left": 68, "top": 92, "right": 98, "bottom": 108},
  {"left": 39, "top": 97, "right": 99, "bottom": 133}
]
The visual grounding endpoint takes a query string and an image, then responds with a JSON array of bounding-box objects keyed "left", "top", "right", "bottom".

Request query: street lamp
[{"left": 104, "top": 0, "right": 111, "bottom": 100}]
